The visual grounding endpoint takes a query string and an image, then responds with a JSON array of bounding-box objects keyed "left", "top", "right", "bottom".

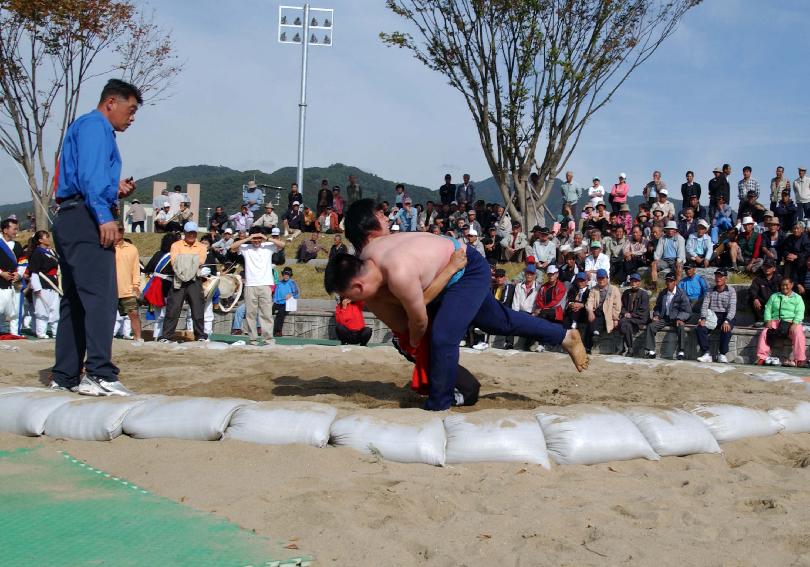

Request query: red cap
[{"left": 526, "top": 256, "right": 536, "bottom": 264}]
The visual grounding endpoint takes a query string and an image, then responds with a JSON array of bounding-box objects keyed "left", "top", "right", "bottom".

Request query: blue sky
[{"left": 1, "top": 0, "right": 808, "bottom": 206}]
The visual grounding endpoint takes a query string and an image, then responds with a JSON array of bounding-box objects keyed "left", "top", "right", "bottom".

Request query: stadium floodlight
[{"left": 278, "top": 4, "right": 334, "bottom": 197}]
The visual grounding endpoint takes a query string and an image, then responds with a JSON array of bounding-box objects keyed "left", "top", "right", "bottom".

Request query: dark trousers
[
  {"left": 52, "top": 201, "right": 118, "bottom": 383},
  {"left": 427, "top": 246, "right": 566, "bottom": 410},
  {"left": 563, "top": 309, "right": 589, "bottom": 331},
  {"left": 645, "top": 318, "right": 685, "bottom": 352},
  {"left": 611, "top": 259, "right": 628, "bottom": 284},
  {"left": 695, "top": 312, "right": 734, "bottom": 354},
  {"left": 160, "top": 279, "right": 206, "bottom": 340},
  {"left": 799, "top": 203, "right": 810, "bottom": 222},
  {"left": 335, "top": 323, "right": 372, "bottom": 346},
  {"left": 272, "top": 303, "right": 287, "bottom": 335},
  {"left": 585, "top": 311, "right": 606, "bottom": 350},
  {"left": 130, "top": 221, "right": 144, "bottom": 232},
  {"left": 616, "top": 318, "right": 642, "bottom": 349}
]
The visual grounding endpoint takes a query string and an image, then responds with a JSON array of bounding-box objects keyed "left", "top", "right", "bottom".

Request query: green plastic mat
[{"left": 0, "top": 447, "right": 312, "bottom": 566}]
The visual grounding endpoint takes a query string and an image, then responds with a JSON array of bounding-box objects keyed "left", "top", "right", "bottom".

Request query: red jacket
[
  {"left": 335, "top": 300, "right": 366, "bottom": 331},
  {"left": 534, "top": 280, "right": 567, "bottom": 321}
]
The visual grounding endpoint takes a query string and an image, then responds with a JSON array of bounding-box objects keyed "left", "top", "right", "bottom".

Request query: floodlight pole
[{"left": 296, "top": 3, "right": 311, "bottom": 197}]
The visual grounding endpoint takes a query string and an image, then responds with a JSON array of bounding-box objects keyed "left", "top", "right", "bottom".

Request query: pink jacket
[{"left": 611, "top": 182, "right": 629, "bottom": 203}]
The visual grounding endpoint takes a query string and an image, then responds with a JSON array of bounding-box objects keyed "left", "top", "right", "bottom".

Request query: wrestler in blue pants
[{"left": 426, "top": 246, "right": 566, "bottom": 410}]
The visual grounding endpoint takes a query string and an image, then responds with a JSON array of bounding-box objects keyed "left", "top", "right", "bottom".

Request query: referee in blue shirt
[{"left": 50, "top": 79, "right": 142, "bottom": 396}]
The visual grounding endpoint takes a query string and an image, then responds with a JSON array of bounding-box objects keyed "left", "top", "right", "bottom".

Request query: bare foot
[{"left": 561, "top": 329, "right": 589, "bottom": 372}]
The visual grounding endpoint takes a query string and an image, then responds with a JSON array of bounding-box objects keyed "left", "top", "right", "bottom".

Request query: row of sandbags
[{"left": 1, "top": 386, "right": 808, "bottom": 467}]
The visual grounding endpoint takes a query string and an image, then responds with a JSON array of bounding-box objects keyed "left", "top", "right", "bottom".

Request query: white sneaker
[
  {"left": 592, "top": 330, "right": 600, "bottom": 337},
  {"left": 717, "top": 354, "right": 729, "bottom": 364},
  {"left": 697, "top": 352, "right": 713, "bottom": 363},
  {"left": 78, "top": 375, "right": 134, "bottom": 397},
  {"left": 48, "top": 380, "right": 78, "bottom": 393},
  {"left": 459, "top": 340, "right": 467, "bottom": 347},
  {"left": 472, "top": 342, "right": 489, "bottom": 351},
  {"left": 452, "top": 388, "right": 465, "bottom": 407}
]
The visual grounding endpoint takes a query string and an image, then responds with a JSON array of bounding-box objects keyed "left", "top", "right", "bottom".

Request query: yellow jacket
[{"left": 115, "top": 241, "right": 140, "bottom": 299}]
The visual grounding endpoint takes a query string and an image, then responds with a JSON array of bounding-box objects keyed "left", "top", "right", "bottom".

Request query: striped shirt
[{"left": 701, "top": 286, "right": 737, "bottom": 320}]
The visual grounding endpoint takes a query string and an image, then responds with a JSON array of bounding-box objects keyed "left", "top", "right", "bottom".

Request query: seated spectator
[
  {"left": 283, "top": 201, "right": 305, "bottom": 240},
  {"left": 645, "top": 272, "right": 692, "bottom": 360},
  {"left": 296, "top": 233, "right": 325, "bottom": 263},
  {"left": 564, "top": 272, "right": 590, "bottom": 331},
  {"left": 558, "top": 252, "right": 579, "bottom": 285},
  {"left": 678, "top": 207, "right": 698, "bottom": 239},
  {"left": 303, "top": 206, "right": 318, "bottom": 232},
  {"left": 677, "top": 262, "right": 709, "bottom": 314},
  {"left": 782, "top": 222, "right": 810, "bottom": 281},
  {"left": 651, "top": 221, "right": 685, "bottom": 286},
  {"left": 680, "top": 194, "right": 708, "bottom": 222},
  {"left": 604, "top": 224, "right": 628, "bottom": 284},
  {"left": 713, "top": 228, "right": 741, "bottom": 269},
  {"left": 760, "top": 218, "right": 784, "bottom": 265},
  {"left": 396, "top": 198, "right": 418, "bottom": 232},
  {"left": 584, "top": 241, "right": 610, "bottom": 287},
  {"left": 554, "top": 204, "right": 577, "bottom": 236},
  {"left": 650, "top": 189, "right": 675, "bottom": 220},
  {"left": 154, "top": 203, "right": 173, "bottom": 233},
  {"left": 738, "top": 216, "right": 763, "bottom": 273},
  {"left": 774, "top": 189, "right": 798, "bottom": 229},
  {"left": 318, "top": 205, "right": 341, "bottom": 234},
  {"left": 685, "top": 219, "right": 713, "bottom": 267},
  {"left": 501, "top": 222, "right": 529, "bottom": 262},
  {"left": 272, "top": 267, "right": 299, "bottom": 337},
  {"left": 755, "top": 277, "right": 806, "bottom": 367},
  {"left": 328, "top": 234, "right": 347, "bottom": 260},
  {"left": 615, "top": 273, "right": 650, "bottom": 356},
  {"left": 212, "top": 227, "right": 235, "bottom": 260},
  {"left": 623, "top": 225, "right": 649, "bottom": 279},
  {"left": 467, "top": 228, "right": 485, "bottom": 256},
  {"left": 510, "top": 264, "right": 539, "bottom": 349},
  {"left": 530, "top": 227, "right": 556, "bottom": 274},
  {"left": 736, "top": 190, "right": 766, "bottom": 224},
  {"left": 533, "top": 265, "right": 566, "bottom": 325},
  {"left": 696, "top": 269, "right": 736, "bottom": 363},
  {"left": 208, "top": 205, "right": 228, "bottom": 232},
  {"left": 710, "top": 194, "right": 734, "bottom": 243},
  {"left": 253, "top": 203, "right": 278, "bottom": 233},
  {"left": 584, "top": 268, "right": 621, "bottom": 354},
  {"left": 749, "top": 259, "right": 782, "bottom": 325},
  {"left": 616, "top": 203, "right": 633, "bottom": 233},
  {"left": 334, "top": 296, "right": 372, "bottom": 346},
  {"left": 229, "top": 204, "right": 254, "bottom": 233}
]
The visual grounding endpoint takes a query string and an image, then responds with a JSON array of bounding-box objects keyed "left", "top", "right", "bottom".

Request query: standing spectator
[
  {"left": 696, "top": 269, "right": 736, "bottom": 363},
  {"left": 272, "top": 267, "right": 299, "bottom": 337},
  {"left": 560, "top": 171, "right": 583, "bottom": 217},
  {"left": 501, "top": 222, "right": 529, "bottom": 262},
  {"left": 615, "top": 273, "right": 650, "bottom": 356},
  {"left": 158, "top": 222, "right": 208, "bottom": 343},
  {"left": 0, "top": 218, "right": 23, "bottom": 335},
  {"left": 126, "top": 199, "right": 146, "bottom": 232},
  {"left": 609, "top": 173, "right": 629, "bottom": 215},
  {"left": 769, "top": 166, "right": 791, "bottom": 213},
  {"left": 584, "top": 268, "right": 621, "bottom": 354},
  {"left": 168, "top": 184, "right": 185, "bottom": 215},
  {"left": 755, "top": 277, "right": 806, "bottom": 367},
  {"left": 113, "top": 226, "right": 141, "bottom": 342},
  {"left": 588, "top": 177, "right": 606, "bottom": 202},
  {"left": 781, "top": 222, "right": 810, "bottom": 281},
  {"left": 316, "top": 179, "right": 332, "bottom": 216},
  {"left": 329, "top": 234, "right": 347, "bottom": 260},
  {"left": 708, "top": 166, "right": 730, "bottom": 220},
  {"left": 283, "top": 201, "right": 304, "bottom": 240},
  {"left": 229, "top": 204, "right": 254, "bottom": 233},
  {"left": 296, "top": 232, "right": 325, "bottom": 263},
  {"left": 681, "top": 171, "right": 701, "bottom": 204},
  {"left": 685, "top": 219, "right": 713, "bottom": 267},
  {"left": 144, "top": 232, "right": 179, "bottom": 340},
  {"left": 27, "top": 230, "right": 60, "bottom": 339},
  {"left": 737, "top": 165, "right": 760, "bottom": 202},
  {"left": 456, "top": 173, "right": 475, "bottom": 206},
  {"left": 208, "top": 205, "right": 228, "bottom": 232},
  {"left": 397, "top": 198, "right": 418, "bottom": 232},
  {"left": 794, "top": 166, "right": 810, "bottom": 221},
  {"left": 533, "top": 265, "right": 566, "bottom": 324},
  {"left": 243, "top": 180, "right": 264, "bottom": 214},
  {"left": 332, "top": 186, "right": 345, "bottom": 220},
  {"left": 51, "top": 79, "right": 141, "bottom": 395},
  {"left": 749, "top": 259, "right": 782, "bottom": 325},
  {"left": 643, "top": 171, "right": 667, "bottom": 207},
  {"left": 287, "top": 182, "right": 302, "bottom": 210},
  {"left": 439, "top": 174, "right": 455, "bottom": 206},
  {"left": 231, "top": 229, "right": 284, "bottom": 344},
  {"left": 644, "top": 272, "right": 691, "bottom": 360},
  {"left": 346, "top": 174, "right": 362, "bottom": 205},
  {"left": 564, "top": 272, "right": 590, "bottom": 330},
  {"left": 774, "top": 189, "right": 798, "bottom": 230},
  {"left": 650, "top": 189, "right": 676, "bottom": 220},
  {"left": 651, "top": 221, "right": 685, "bottom": 284},
  {"left": 584, "top": 241, "right": 610, "bottom": 286},
  {"left": 334, "top": 297, "right": 372, "bottom": 346}
]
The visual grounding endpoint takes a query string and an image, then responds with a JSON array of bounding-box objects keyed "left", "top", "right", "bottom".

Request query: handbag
[{"left": 766, "top": 296, "right": 792, "bottom": 346}]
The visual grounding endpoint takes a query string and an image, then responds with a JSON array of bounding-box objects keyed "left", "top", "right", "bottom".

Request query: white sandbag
[
  {"left": 768, "top": 402, "right": 810, "bottom": 434},
  {"left": 224, "top": 401, "right": 337, "bottom": 447},
  {"left": 122, "top": 396, "right": 250, "bottom": 440},
  {"left": 625, "top": 408, "right": 721, "bottom": 457},
  {"left": 329, "top": 409, "right": 446, "bottom": 466},
  {"left": 0, "top": 391, "right": 76, "bottom": 436},
  {"left": 444, "top": 410, "right": 550, "bottom": 467},
  {"left": 536, "top": 407, "right": 659, "bottom": 465},
  {"left": 0, "top": 386, "right": 48, "bottom": 396},
  {"left": 44, "top": 397, "right": 147, "bottom": 441},
  {"left": 691, "top": 404, "right": 783, "bottom": 443}
]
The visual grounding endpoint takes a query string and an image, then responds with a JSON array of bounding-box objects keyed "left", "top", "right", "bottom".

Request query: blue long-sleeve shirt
[
  {"left": 57, "top": 109, "right": 121, "bottom": 225},
  {"left": 273, "top": 279, "right": 300, "bottom": 304},
  {"left": 677, "top": 273, "right": 709, "bottom": 302}
]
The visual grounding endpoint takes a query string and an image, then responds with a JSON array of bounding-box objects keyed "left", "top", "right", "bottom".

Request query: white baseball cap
[
  {"left": 271, "top": 227, "right": 280, "bottom": 235},
  {"left": 223, "top": 228, "right": 233, "bottom": 234},
  {"left": 742, "top": 216, "right": 755, "bottom": 225},
  {"left": 391, "top": 224, "right": 401, "bottom": 231},
  {"left": 468, "top": 228, "right": 478, "bottom": 236},
  {"left": 619, "top": 172, "right": 627, "bottom": 179},
  {"left": 665, "top": 220, "right": 677, "bottom": 230},
  {"left": 697, "top": 219, "right": 710, "bottom": 229},
  {"left": 546, "top": 265, "right": 559, "bottom": 274},
  {"left": 658, "top": 188, "right": 668, "bottom": 196}
]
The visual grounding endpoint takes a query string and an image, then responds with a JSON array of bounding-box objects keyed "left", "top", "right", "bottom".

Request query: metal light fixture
[
  {"left": 310, "top": 33, "right": 318, "bottom": 43},
  {"left": 281, "top": 15, "right": 287, "bottom": 24},
  {"left": 324, "top": 18, "right": 331, "bottom": 27},
  {"left": 323, "top": 34, "right": 330, "bottom": 45},
  {"left": 280, "top": 32, "right": 287, "bottom": 41},
  {"left": 293, "top": 32, "right": 301, "bottom": 42},
  {"left": 311, "top": 17, "right": 318, "bottom": 26},
  {"left": 294, "top": 17, "right": 301, "bottom": 25}
]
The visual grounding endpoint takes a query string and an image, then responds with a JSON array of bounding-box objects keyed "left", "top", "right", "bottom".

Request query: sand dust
[{"left": 2, "top": 340, "right": 810, "bottom": 565}]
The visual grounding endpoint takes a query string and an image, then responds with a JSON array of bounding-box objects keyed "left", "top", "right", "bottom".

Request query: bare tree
[
  {"left": 382, "top": 0, "right": 699, "bottom": 229},
  {"left": 0, "top": 0, "right": 183, "bottom": 229}
]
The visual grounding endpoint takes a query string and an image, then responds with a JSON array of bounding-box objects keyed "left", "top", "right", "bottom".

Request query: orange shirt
[
  {"left": 170, "top": 239, "right": 207, "bottom": 265},
  {"left": 114, "top": 241, "right": 140, "bottom": 298}
]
